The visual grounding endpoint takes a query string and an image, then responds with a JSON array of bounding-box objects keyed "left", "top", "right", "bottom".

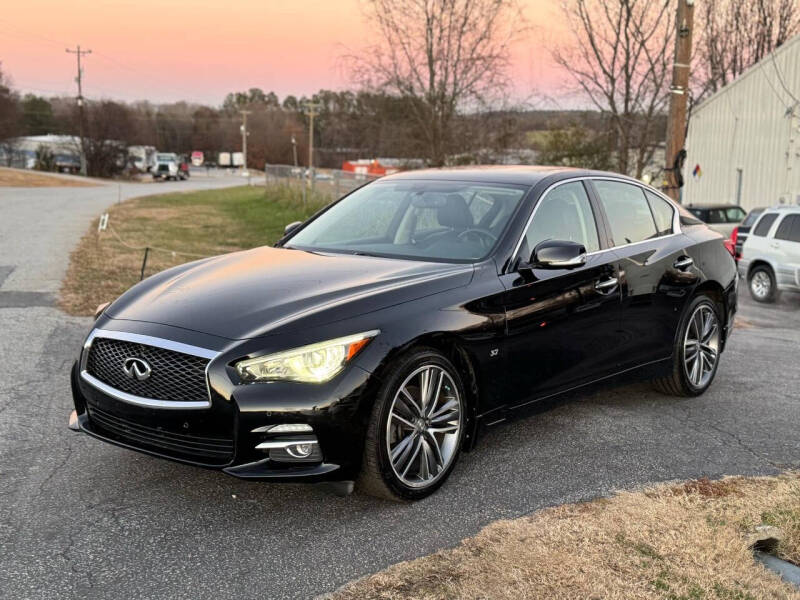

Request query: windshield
[{"left": 285, "top": 180, "right": 527, "bottom": 262}]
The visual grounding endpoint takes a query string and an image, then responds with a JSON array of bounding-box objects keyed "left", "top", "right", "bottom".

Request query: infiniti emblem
[{"left": 123, "top": 357, "right": 152, "bottom": 381}]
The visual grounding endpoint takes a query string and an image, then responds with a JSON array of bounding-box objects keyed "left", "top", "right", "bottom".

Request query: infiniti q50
[{"left": 70, "top": 167, "right": 737, "bottom": 500}]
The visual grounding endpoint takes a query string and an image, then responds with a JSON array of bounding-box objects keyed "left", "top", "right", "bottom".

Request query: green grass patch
[{"left": 59, "top": 184, "right": 329, "bottom": 315}]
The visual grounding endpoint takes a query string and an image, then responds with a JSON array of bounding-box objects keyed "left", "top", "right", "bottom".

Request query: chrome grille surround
[{"left": 80, "top": 329, "right": 218, "bottom": 410}]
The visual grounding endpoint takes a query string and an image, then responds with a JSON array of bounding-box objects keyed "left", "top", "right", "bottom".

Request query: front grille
[
  {"left": 87, "top": 337, "right": 209, "bottom": 404},
  {"left": 87, "top": 405, "right": 234, "bottom": 464}
]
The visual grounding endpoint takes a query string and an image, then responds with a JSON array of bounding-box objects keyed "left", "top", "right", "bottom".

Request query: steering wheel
[{"left": 457, "top": 228, "right": 498, "bottom": 248}]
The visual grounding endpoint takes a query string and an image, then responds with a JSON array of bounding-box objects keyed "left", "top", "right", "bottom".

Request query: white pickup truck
[{"left": 152, "top": 153, "right": 188, "bottom": 181}]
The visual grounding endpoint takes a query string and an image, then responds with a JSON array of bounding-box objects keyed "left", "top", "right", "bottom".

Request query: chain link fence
[{"left": 263, "top": 164, "right": 381, "bottom": 200}]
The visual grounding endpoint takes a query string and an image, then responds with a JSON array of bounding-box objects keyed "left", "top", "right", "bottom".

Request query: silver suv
[{"left": 739, "top": 206, "right": 800, "bottom": 302}]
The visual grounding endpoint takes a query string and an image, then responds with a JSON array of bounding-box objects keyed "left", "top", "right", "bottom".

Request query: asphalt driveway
[{"left": 1, "top": 179, "right": 799, "bottom": 599}]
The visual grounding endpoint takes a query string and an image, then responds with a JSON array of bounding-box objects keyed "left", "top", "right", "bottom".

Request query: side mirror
[
  {"left": 284, "top": 221, "right": 302, "bottom": 236},
  {"left": 532, "top": 240, "right": 587, "bottom": 269},
  {"left": 517, "top": 240, "right": 587, "bottom": 279}
]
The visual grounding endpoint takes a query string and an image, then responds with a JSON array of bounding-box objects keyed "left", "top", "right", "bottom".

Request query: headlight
[{"left": 235, "top": 330, "right": 379, "bottom": 383}]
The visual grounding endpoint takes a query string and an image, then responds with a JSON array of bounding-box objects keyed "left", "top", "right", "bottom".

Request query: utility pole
[
  {"left": 66, "top": 45, "right": 92, "bottom": 176},
  {"left": 291, "top": 134, "right": 298, "bottom": 168},
  {"left": 663, "top": 0, "right": 695, "bottom": 202},
  {"left": 302, "top": 101, "right": 321, "bottom": 188},
  {"left": 239, "top": 109, "right": 251, "bottom": 175}
]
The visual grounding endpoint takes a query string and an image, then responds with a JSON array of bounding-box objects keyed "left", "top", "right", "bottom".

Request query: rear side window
[
  {"left": 593, "top": 180, "right": 657, "bottom": 245},
  {"left": 725, "top": 207, "right": 746, "bottom": 222},
  {"left": 645, "top": 191, "right": 675, "bottom": 235},
  {"left": 775, "top": 215, "right": 800, "bottom": 242},
  {"left": 753, "top": 213, "right": 779, "bottom": 237},
  {"left": 742, "top": 209, "right": 765, "bottom": 227}
]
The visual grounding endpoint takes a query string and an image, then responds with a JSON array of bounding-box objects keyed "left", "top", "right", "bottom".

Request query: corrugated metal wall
[{"left": 683, "top": 34, "right": 800, "bottom": 211}]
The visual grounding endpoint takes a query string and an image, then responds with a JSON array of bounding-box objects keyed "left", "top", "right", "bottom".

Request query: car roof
[
  {"left": 763, "top": 205, "right": 800, "bottom": 213},
  {"left": 381, "top": 165, "right": 642, "bottom": 187},
  {"left": 685, "top": 203, "right": 745, "bottom": 210}
]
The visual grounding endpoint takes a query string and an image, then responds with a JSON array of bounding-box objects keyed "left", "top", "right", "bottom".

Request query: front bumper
[{"left": 71, "top": 343, "right": 376, "bottom": 482}]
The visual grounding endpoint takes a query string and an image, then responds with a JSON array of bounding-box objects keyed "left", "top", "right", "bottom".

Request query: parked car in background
[
  {"left": 739, "top": 206, "right": 800, "bottom": 302},
  {"left": 152, "top": 152, "right": 187, "bottom": 181},
  {"left": 687, "top": 204, "right": 747, "bottom": 237},
  {"left": 732, "top": 207, "right": 766, "bottom": 259},
  {"left": 71, "top": 167, "right": 736, "bottom": 500}
]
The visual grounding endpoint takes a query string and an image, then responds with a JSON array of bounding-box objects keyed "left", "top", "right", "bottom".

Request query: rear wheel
[
  {"left": 749, "top": 266, "right": 776, "bottom": 303},
  {"left": 653, "top": 295, "right": 722, "bottom": 397},
  {"left": 357, "top": 349, "right": 465, "bottom": 501}
]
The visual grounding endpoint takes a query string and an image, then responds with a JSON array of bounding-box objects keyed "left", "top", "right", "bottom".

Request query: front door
[{"left": 500, "top": 180, "right": 623, "bottom": 406}]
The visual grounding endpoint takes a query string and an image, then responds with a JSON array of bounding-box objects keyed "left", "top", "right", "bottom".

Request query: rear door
[
  {"left": 589, "top": 179, "right": 699, "bottom": 367},
  {"left": 773, "top": 214, "right": 800, "bottom": 290}
]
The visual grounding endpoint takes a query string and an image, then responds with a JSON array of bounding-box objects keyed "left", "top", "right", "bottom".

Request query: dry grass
[
  {"left": 0, "top": 166, "right": 97, "bottom": 187},
  {"left": 59, "top": 184, "right": 328, "bottom": 315},
  {"left": 330, "top": 474, "right": 800, "bottom": 600}
]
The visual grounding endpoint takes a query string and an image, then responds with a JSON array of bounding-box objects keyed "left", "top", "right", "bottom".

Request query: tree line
[{"left": 1, "top": 0, "right": 797, "bottom": 179}]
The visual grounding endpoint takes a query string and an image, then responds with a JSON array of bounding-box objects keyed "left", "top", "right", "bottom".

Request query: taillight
[
  {"left": 731, "top": 226, "right": 738, "bottom": 246},
  {"left": 723, "top": 238, "right": 736, "bottom": 257}
]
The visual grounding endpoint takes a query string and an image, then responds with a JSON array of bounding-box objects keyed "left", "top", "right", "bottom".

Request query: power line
[
  {"left": 66, "top": 45, "right": 91, "bottom": 175},
  {"left": 768, "top": 51, "right": 800, "bottom": 109}
]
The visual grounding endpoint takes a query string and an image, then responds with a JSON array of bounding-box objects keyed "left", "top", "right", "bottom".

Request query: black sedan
[{"left": 71, "top": 167, "right": 737, "bottom": 500}]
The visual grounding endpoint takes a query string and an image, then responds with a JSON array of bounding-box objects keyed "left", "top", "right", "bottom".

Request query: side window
[
  {"left": 708, "top": 209, "right": 726, "bottom": 223},
  {"left": 725, "top": 207, "right": 746, "bottom": 223},
  {"left": 645, "top": 191, "right": 675, "bottom": 236},
  {"left": 522, "top": 182, "right": 599, "bottom": 258},
  {"left": 791, "top": 216, "right": 800, "bottom": 243},
  {"left": 774, "top": 215, "right": 799, "bottom": 242},
  {"left": 753, "top": 213, "right": 778, "bottom": 237},
  {"left": 594, "top": 180, "right": 658, "bottom": 246}
]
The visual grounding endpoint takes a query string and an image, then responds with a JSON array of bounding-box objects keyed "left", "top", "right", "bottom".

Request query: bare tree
[
  {"left": 0, "top": 63, "right": 22, "bottom": 166},
  {"left": 351, "top": 0, "right": 523, "bottom": 166},
  {"left": 695, "top": 0, "right": 800, "bottom": 98},
  {"left": 553, "top": 0, "right": 673, "bottom": 178}
]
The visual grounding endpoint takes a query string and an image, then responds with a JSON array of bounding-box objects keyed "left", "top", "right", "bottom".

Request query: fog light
[
  {"left": 255, "top": 437, "right": 322, "bottom": 463},
  {"left": 287, "top": 443, "right": 313, "bottom": 458}
]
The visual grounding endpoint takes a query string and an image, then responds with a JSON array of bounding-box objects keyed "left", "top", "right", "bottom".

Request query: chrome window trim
[
  {"left": 510, "top": 176, "right": 683, "bottom": 264},
  {"left": 80, "top": 328, "right": 218, "bottom": 410}
]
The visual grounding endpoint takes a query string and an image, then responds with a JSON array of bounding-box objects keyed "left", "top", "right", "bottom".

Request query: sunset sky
[{"left": 1, "top": 0, "right": 567, "bottom": 106}]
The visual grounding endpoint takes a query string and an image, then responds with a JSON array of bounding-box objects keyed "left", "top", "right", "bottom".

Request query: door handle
[
  {"left": 673, "top": 256, "right": 694, "bottom": 270},
  {"left": 595, "top": 277, "right": 619, "bottom": 292}
]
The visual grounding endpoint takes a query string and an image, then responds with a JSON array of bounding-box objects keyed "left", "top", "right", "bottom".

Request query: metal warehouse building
[{"left": 683, "top": 34, "right": 800, "bottom": 212}]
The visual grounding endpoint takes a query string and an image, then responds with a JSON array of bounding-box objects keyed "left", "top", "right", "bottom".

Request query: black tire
[
  {"left": 357, "top": 348, "right": 466, "bottom": 501},
  {"left": 748, "top": 265, "right": 777, "bottom": 303},
  {"left": 653, "top": 295, "right": 723, "bottom": 397}
]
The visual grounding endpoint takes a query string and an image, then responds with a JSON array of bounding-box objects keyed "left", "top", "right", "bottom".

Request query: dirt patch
[
  {"left": 0, "top": 167, "right": 97, "bottom": 187},
  {"left": 329, "top": 473, "right": 800, "bottom": 600}
]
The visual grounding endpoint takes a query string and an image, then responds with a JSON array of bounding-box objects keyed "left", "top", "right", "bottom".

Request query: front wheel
[
  {"left": 653, "top": 295, "right": 722, "bottom": 397},
  {"left": 358, "top": 349, "right": 465, "bottom": 501}
]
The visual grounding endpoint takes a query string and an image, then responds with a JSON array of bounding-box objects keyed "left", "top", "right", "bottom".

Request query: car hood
[{"left": 105, "top": 246, "right": 474, "bottom": 339}]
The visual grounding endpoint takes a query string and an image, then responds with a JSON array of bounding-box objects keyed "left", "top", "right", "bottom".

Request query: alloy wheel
[
  {"left": 386, "top": 364, "right": 462, "bottom": 489},
  {"left": 750, "top": 270, "right": 771, "bottom": 300},
  {"left": 682, "top": 303, "right": 720, "bottom": 389}
]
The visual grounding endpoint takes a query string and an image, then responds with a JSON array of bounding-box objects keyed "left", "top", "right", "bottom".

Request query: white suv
[{"left": 739, "top": 206, "right": 800, "bottom": 302}]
